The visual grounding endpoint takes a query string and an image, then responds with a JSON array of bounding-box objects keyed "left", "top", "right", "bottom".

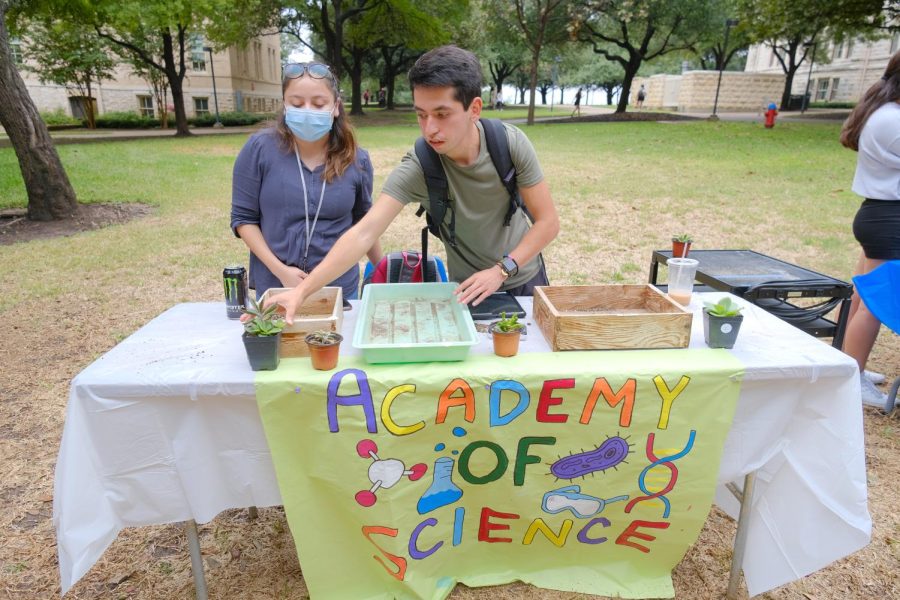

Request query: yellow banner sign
[{"left": 257, "top": 349, "right": 743, "bottom": 599}]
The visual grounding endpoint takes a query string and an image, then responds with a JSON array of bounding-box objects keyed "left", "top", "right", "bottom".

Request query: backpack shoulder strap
[
  {"left": 480, "top": 118, "right": 531, "bottom": 225},
  {"left": 414, "top": 137, "right": 450, "bottom": 239}
]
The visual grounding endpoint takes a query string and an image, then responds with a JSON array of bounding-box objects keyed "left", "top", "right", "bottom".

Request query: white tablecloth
[{"left": 53, "top": 293, "right": 871, "bottom": 596}]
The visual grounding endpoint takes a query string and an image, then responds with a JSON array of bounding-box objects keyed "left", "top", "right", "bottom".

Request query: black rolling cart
[{"left": 649, "top": 249, "right": 853, "bottom": 348}]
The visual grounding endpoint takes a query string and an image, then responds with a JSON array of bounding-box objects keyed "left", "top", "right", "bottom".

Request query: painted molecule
[{"left": 355, "top": 439, "right": 427, "bottom": 507}]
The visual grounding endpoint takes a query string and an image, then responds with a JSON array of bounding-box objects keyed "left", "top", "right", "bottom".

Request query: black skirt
[{"left": 853, "top": 199, "right": 900, "bottom": 259}]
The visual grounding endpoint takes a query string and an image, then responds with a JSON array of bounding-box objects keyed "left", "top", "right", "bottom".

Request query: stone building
[
  {"left": 744, "top": 31, "right": 900, "bottom": 104},
  {"left": 9, "top": 33, "right": 282, "bottom": 119},
  {"left": 631, "top": 70, "right": 785, "bottom": 112}
]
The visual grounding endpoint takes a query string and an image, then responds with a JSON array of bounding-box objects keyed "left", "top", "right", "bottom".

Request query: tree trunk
[
  {"left": 780, "top": 69, "right": 796, "bottom": 111},
  {"left": 526, "top": 47, "right": 540, "bottom": 125},
  {"left": 617, "top": 58, "right": 641, "bottom": 114},
  {"left": 85, "top": 78, "right": 96, "bottom": 129},
  {"left": 348, "top": 48, "right": 364, "bottom": 116},
  {"left": 606, "top": 87, "right": 614, "bottom": 105},
  {"left": 161, "top": 31, "right": 190, "bottom": 136},
  {"left": 0, "top": 2, "right": 77, "bottom": 221}
]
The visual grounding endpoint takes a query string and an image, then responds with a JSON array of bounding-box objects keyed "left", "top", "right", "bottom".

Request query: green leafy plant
[
  {"left": 672, "top": 233, "right": 692, "bottom": 243},
  {"left": 704, "top": 297, "right": 743, "bottom": 317},
  {"left": 243, "top": 296, "right": 285, "bottom": 336},
  {"left": 493, "top": 312, "right": 524, "bottom": 333},
  {"left": 305, "top": 330, "right": 342, "bottom": 345}
]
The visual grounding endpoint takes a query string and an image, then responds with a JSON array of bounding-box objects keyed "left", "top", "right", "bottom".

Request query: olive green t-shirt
[{"left": 382, "top": 121, "right": 544, "bottom": 288}]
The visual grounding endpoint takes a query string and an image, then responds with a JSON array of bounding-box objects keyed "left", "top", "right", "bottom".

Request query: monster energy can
[{"left": 223, "top": 265, "right": 248, "bottom": 319}]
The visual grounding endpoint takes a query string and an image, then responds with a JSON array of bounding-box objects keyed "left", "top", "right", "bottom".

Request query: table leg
[
  {"left": 649, "top": 256, "right": 660, "bottom": 285},
  {"left": 726, "top": 472, "right": 757, "bottom": 600},
  {"left": 184, "top": 520, "right": 209, "bottom": 600},
  {"left": 831, "top": 296, "right": 852, "bottom": 349}
]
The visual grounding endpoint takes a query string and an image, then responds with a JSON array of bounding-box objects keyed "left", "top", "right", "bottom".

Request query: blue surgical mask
[{"left": 284, "top": 106, "right": 334, "bottom": 141}]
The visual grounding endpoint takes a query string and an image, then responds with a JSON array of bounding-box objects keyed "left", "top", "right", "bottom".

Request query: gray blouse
[{"left": 231, "top": 129, "right": 373, "bottom": 297}]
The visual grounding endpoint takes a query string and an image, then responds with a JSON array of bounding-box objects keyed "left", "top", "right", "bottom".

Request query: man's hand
[
  {"left": 455, "top": 265, "right": 505, "bottom": 305},
  {"left": 264, "top": 286, "right": 307, "bottom": 325},
  {"left": 279, "top": 265, "right": 308, "bottom": 288}
]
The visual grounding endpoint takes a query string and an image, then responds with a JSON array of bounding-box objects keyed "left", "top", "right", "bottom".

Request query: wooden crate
[
  {"left": 533, "top": 285, "right": 692, "bottom": 351},
  {"left": 260, "top": 287, "right": 343, "bottom": 357}
]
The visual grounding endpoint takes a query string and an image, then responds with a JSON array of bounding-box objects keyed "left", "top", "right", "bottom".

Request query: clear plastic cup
[{"left": 667, "top": 258, "right": 699, "bottom": 306}]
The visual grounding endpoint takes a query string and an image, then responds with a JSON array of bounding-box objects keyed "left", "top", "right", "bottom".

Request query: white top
[{"left": 851, "top": 101, "right": 900, "bottom": 200}]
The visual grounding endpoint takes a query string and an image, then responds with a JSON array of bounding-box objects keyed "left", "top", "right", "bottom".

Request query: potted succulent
[
  {"left": 305, "top": 330, "right": 343, "bottom": 370},
  {"left": 672, "top": 234, "right": 693, "bottom": 258},
  {"left": 703, "top": 297, "right": 744, "bottom": 349},
  {"left": 242, "top": 296, "right": 285, "bottom": 371},
  {"left": 489, "top": 312, "right": 525, "bottom": 357}
]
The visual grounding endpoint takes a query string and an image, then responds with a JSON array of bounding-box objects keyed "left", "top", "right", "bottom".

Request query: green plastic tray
[{"left": 353, "top": 282, "right": 479, "bottom": 363}]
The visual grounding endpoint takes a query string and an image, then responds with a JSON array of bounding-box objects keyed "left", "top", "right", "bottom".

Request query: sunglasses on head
[{"left": 283, "top": 62, "right": 333, "bottom": 81}]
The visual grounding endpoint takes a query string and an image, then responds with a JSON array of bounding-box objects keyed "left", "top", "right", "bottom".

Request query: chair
[{"left": 852, "top": 260, "right": 900, "bottom": 414}]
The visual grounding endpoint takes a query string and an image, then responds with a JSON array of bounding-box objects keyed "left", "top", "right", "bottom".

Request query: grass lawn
[{"left": 1, "top": 118, "right": 897, "bottom": 600}]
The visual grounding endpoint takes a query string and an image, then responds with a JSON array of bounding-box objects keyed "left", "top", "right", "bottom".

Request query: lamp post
[
  {"left": 711, "top": 18, "right": 739, "bottom": 119},
  {"left": 800, "top": 40, "right": 817, "bottom": 114},
  {"left": 203, "top": 46, "right": 223, "bottom": 128}
]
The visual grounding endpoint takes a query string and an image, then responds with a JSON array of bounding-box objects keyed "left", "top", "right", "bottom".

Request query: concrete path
[{"left": 0, "top": 106, "right": 849, "bottom": 148}]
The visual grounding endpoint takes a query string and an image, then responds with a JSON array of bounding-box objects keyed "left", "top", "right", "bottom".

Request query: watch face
[{"left": 502, "top": 257, "right": 518, "bottom": 276}]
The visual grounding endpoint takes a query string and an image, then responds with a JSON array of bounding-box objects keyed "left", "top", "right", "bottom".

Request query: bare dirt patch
[{"left": 0, "top": 203, "right": 154, "bottom": 245}]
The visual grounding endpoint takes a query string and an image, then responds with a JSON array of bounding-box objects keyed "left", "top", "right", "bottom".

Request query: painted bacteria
[{"left": 550, "top": 435, "right": 632, "bottom": 480}]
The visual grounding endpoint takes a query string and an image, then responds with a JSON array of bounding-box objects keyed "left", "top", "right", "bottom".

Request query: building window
[
  {"left": 191, "top": 34, "right": 206, "bottom": 72},
  {"left": 891, "top": 32, "right": 899, "bottom": 55},
  {"left": 829, "top": 78, "right": 840, "bottom": 101},
  {"left": 194, "top": 97, "right": 210, "bottom": 116},
  {"left": 138, "top": 95, "right": 154, "bottom": 117},
  {"left": 845, "top": 39, "right": 854, "bottom": 58},
  {"left": 10, "top": 37, "right": 23, "bottom": 67},
  {"left": 816, "top": 78, "right": 829, "bottom": 101},
  {"left": 832, "top": 41, "right": 843, "bottom": 60}
]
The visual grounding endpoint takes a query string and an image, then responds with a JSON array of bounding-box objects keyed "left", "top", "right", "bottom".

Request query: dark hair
[
  {"left": 840, "top": 51, "right": 900, "bottom": 151},
  {"left": 274, "top": 63, "right": 358, "bottom": 182},
  {"left": 408, "top": 45, "right": 483, "bottom": 109}
]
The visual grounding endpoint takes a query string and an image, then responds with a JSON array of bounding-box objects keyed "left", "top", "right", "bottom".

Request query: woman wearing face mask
[{"left": 231, "top": 62, "right": 382, "bottom": 299}]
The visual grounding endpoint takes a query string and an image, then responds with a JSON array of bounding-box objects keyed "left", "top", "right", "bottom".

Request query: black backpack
[{"left": 413, "top": 118, "right": 533, "bottom": 272}]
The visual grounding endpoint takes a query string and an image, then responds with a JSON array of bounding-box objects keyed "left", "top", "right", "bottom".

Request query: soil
[{"left": 0, "top": 203, "right": 154, "bottom": 245}]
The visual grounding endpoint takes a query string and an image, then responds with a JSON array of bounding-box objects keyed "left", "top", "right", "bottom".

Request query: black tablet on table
[{"left": 468, "top": 291, "right": 527, "bottom": 321}]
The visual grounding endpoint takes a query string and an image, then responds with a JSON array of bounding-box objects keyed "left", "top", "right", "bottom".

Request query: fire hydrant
[{"left": 764, "top": 102, "right": 778, "bottom": 128}]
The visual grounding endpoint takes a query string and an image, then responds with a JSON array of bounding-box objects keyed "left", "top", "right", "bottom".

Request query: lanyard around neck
[{"left": 294, "top": 150, "right": 327, "bottom": 265}]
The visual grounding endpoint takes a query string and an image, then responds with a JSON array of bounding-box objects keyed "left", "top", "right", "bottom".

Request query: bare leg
[
  {"left": 843, "top": 255, "right": 885, "bottom": 371},
  {"left": 846, "top": 250, "right": 866, "bottom": 323}
]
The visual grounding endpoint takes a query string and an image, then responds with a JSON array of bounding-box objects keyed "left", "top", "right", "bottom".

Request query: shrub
[
  {"left": 41, "top": 109, "right": 80, "bottom": 126},
  {"left": 190, "top": 111, "right": 273, "bottom": 127},
  {"left": 808, "top": 101, "right": 856, "bottom": 109},
  {"left": 92, "top": 111, "right": 160, "bottom": 129}
]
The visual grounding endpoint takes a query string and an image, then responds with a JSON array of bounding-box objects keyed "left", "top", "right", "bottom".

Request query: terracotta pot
[
  {"left": 672, "top": 239, "right": 692, "bottom": 258},
  {"left": 305, "top": 333, "right": 343, "bottom": 370},
  {"left": 490, "top": 324, "right": 522, "bottom": 357}
]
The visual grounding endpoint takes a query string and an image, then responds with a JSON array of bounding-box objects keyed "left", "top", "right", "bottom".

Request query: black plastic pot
[
  {"left": 703, "top": 310, "right": 743, "bottom": 349},
  {"left": 242, "top": 332, "right": 281, "bottom": 371}
]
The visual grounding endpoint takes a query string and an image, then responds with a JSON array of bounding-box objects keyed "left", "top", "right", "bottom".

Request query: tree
[
  {"left": 280, "top": 0, "right": 380, "bottom": 83},
  {"left": 738, "top": 0, "right": 887, "bottom": 109},
  {"left": 84, "top": 0, "right": 278, "bottom": 136},
  {"left": 571, "top": 0, "right": 718, "bottom": 113},
  {"left": 21, "top": 19, "right": 116, "bottom": 129},
  {"left": 0, "top": 0, "right": 78, "bottom": 221},
  {"left": 360, "top": 0, "right": 462, "bottom": 113},
  {"left": 695, "top": 0, "right": 749, "bottom": 71},
  {"left": 490, "top": 0, "right": 569, "bottom": 125},
  {"left": 124, "top": 33, "right": 171, "bottom": 128}
]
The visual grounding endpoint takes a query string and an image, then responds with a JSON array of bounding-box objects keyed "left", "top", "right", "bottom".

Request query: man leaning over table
[{"left": 266, "top": 45, "right": 560, "bottom": 322}]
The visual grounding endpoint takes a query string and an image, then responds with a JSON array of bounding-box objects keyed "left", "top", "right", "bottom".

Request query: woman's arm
[{"left": 235, "top": 224, "right": 306, "bottom": 287}]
